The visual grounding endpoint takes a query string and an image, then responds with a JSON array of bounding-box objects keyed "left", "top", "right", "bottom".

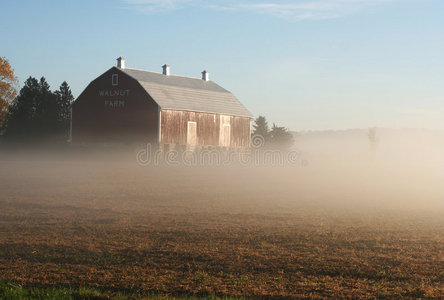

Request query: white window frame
[{"left": 112, "top": 74, "right": 118, "bottom": 86}]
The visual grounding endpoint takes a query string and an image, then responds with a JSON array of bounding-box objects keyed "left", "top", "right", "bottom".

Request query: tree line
[
  {"left": 251, "top": 116, "right": 294, "bottom": 150},
  {"left": 0, "top": 57, "right": 73, "bottom": 143}
]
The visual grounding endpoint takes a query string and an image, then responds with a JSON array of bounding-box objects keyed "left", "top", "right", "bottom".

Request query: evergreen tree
[
  {"left": 252, "top": 116, "right": 271, "bottom": 142},
  {"left": 4, "top": 77, "right": 72, "bottom": 142},
  {"left": 4, "top": 76, "right": 40, "bottom": 139},
  {"left": 55, "top": 81, "right": 74, "bottom": 138},
  {"left": 34, "top": 77, "right": 58, "bottom": 137},
  {"left": 270, "top": 123, "right": 294, "bottom": 150}
]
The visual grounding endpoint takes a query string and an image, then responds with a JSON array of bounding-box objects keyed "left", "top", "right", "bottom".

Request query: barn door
[
  {"left": 187, "top": 121, "right": 197, "bottom": 147},
  {"left": 221, "top": 124, "right": 231, "bottom": 148}
]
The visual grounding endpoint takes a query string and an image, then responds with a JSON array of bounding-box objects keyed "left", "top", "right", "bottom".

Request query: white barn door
[
  {"left": 187, "top": 121, "right": 197, "bottom": 148},
  {"left": 221, "top": 124, "right": 231, "bottom": 148},
  {"left": 219, "top": 115, "right": 231, "bottom": 148}
]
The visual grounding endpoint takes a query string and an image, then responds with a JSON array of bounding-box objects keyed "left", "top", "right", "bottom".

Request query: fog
[
  {"left": 1, "top": 128, "right": 444, "bottom": 215},
  {"left": 293, "top": 128, "right": 444, "bottom": 212},
  {"left": 3, "top": 128, "right": 444, "bottom": 297}
]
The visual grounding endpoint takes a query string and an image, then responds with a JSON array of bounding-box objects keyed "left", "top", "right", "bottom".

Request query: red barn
[{"left": 71, "top": 57, "right": 252, "bottom": 148}]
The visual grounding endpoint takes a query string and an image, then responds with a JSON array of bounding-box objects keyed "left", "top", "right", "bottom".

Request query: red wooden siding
[{"left": 160, "top": 109, "right": 250, "bottom": 148}]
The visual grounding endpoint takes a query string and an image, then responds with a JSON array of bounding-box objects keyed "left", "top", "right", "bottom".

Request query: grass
[
  {"left": 0, "top": 282, "right": 247, "bottom": 300},
  {"left": 1, "top": 159, "right": 444, "bottom": 298}
]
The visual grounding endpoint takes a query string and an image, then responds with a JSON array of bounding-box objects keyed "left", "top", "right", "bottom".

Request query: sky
[{"left": 1, "top": 0, "right": 444, "bottom": 131}]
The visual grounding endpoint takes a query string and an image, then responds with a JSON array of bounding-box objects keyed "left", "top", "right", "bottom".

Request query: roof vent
[
  {"left": 116, "top": 57, "right": 125, "bottom": 69},
  {"left": 202, "top": 70, "right": 210, "bottom": 81},
  {"left": 162, "top": 64, "right": 170, "bottom": 76}
]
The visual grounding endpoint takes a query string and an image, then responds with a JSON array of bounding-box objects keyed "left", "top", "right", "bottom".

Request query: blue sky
[{"left": 2, "top": 0, "right": 444, "bottom": 130}]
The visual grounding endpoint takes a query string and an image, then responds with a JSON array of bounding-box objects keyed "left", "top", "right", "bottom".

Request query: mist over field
[
  {"left": 2, "top": 129, "right": 444, "bottom": 297},
  {"left": 294, "top": 128, "right": 444, "bottom": 211}
]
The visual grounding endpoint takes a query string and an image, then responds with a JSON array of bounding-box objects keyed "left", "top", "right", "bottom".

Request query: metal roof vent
[
  {"left": 162, "top": 64, "right": 170, "bottom": 76},
  {"left": 202, "top": 70, "right": 210, "bottom": 81},
  {"left": 116, "top": 57, "right": 125, "bottom": 69}
]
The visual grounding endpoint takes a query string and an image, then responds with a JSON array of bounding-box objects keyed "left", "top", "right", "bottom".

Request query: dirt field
[{"left": 1, "top": 152, "right": 444, "bottom": 298}]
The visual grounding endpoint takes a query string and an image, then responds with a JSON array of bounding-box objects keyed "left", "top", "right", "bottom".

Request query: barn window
[{"left": 112, "top": 74, "right": 118, "bottom": 86}]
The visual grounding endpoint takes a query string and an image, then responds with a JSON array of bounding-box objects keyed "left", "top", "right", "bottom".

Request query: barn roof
[{"left": 119, "top": 67, "right": 253, "bottom": 118}]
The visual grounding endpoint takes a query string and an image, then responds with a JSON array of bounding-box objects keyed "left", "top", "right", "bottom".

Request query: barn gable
[{"left": 72, "top": 67, "right": 159, "bottom": 143}]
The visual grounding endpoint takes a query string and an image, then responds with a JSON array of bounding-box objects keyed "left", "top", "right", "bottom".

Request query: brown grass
[{"left": 1, "top": 158, "right": 444, "bottom": 298}]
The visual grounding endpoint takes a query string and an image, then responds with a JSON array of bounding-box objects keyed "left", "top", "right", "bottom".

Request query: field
[{"left": 1, "top": 149, "right": 444, "bottom": 298}]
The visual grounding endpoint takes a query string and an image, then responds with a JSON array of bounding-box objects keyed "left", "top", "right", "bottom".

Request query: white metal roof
[{"left": 120, "top": 67, "right": 253, "bottom": 118}]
